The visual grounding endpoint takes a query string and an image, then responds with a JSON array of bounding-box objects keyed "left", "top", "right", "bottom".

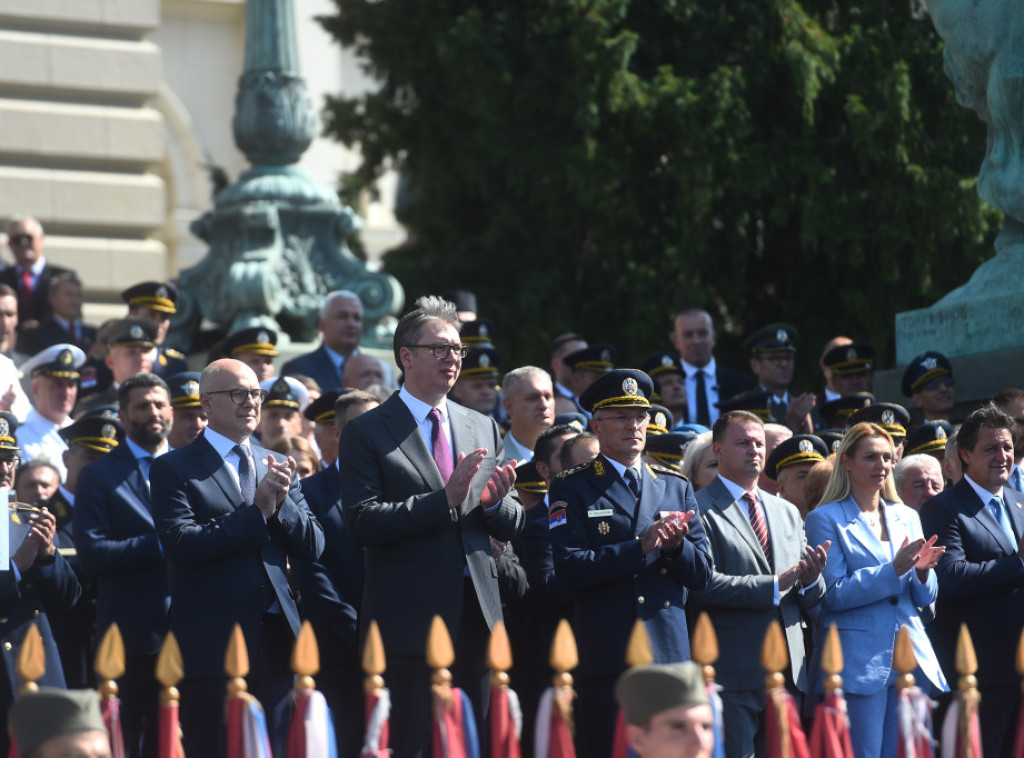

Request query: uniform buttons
[
  {"left": 32, "top": 610, "right": 39, "bottom": 618},
  {"left": 0, "top": 618, "right": 7, "bottom": 625},
  {"left": 663, "top": 601, "right": 671, "bottom": 609},
  {"left": 3, "top": 643, "right": 10, "bottom": 651},
  {"left": 660, "top": 568, "right": 668, "bottom": 575},
  {"left": 637, "top": 596, "right": 645, "bottom": 604}
]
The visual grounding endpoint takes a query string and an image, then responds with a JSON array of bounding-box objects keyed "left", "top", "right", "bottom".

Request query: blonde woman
[
  {"left": 805, "top": 422, "right": 947, "bottom": 758},
  {"left": 679, "top": 432, "right": 718, "bottom": 491}
]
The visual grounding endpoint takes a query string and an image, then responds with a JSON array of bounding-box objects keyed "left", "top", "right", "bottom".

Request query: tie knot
[
  {"left": 235, "top": 444, "right": 251, "bottom": 460},
  {"left": 429, "top": 407, "right": 443, "bottom": 424},
  {"left": 744, "top": 492, "right": 758, "bottom": 505}
]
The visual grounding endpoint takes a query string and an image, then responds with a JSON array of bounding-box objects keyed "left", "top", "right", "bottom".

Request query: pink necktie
[
  {"left": 19, "top": 269, "right": 32, "bottom": 314},
  {"left": 744, "top": 492, "right": 772, "bottom": 564},
  {"left": 429, "top": 408, "right": 453, "bottom": 483}
]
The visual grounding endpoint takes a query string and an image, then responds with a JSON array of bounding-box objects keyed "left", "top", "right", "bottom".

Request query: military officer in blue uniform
[{"left": 548, "top": 368, "right": 713, "bottom": 758}]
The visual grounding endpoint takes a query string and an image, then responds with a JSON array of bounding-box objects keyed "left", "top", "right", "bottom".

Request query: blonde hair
[
  {"left": 680, "top": 431, "right": 714, "bottom": 482},
  {"left": 818, "top": 422, "right": 900, "bottom": 505}
]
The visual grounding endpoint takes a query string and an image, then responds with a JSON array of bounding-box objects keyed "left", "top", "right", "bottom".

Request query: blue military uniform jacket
[{"left": 548, "top": 455, "right": 712, "bottom": 678}]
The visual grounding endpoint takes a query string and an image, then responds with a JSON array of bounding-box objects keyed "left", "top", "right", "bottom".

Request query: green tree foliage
[{"left": 320, "top": 0, "right": 998, "bottom": 380}]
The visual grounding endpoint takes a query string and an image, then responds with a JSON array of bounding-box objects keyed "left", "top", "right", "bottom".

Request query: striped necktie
[{"left": 744, "top": 492, "right": 772, "bottom": 564}]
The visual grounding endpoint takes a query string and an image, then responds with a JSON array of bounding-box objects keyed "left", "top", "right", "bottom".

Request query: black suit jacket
[
  {"left": 338, "top": 393, "right": 524, "bottom": 657},
  {"left": 281, "top": 346, "right": 341, "bottom": 393},
  {"left": 74, "top": 443, "right": 169, "bottom": 656},
  {"left": 150, "top": 433, "right": 325, "bottom": 677},
  {"left": 920, "top": 478, "right": 1024, "bottom": 688},
  {"left": 21, "top": 316, "right": 96, "bottom": 355},
  {"left": 715, "top": 364, "right": 756, "bottom": 405},
  {"left": 0, "top": 262, "right": 71, "bottom": 326}
]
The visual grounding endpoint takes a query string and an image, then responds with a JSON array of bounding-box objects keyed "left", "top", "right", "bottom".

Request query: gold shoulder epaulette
[
  {"left": 556, "top": 460, "right": 593, "bottom": 479},
  {"left": 649, "top": 462, "right": 688, "bottom": 480},
  {"left": 164, "top": 347, "right": 186, "bottom": 360}
]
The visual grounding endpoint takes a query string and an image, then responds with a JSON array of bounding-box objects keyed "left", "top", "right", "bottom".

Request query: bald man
[{"left": 151, "top": 359, "right": 324, "bottom": 758}]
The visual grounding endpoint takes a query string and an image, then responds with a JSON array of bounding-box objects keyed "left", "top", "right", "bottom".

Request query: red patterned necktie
[
  {"left": 19, "top": 269, "right": 32, "bottom": 315},
  {"left": 429, "top": 408, "right": 453, "bottom": 483},
  {"left": 744, "top": 492, "right": 772, "bottom": 564}
]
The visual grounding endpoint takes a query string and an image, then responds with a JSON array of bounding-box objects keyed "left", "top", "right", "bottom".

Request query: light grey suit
[{"left": 689, "top": 476, "right": 825, "bottom": 758}]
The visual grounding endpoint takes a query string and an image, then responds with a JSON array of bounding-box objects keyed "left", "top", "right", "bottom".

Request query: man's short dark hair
[
  {"left": 711, "top": 410, "right": 764, "bottom": 444},
  {"left": 334, "top": 390, "right": 380, "bottom": 430},
  {"left": 551, "top": 332, "right": 585, "bottom": 354},
  {"left": 992, "top": 388, "right": 1024, "bottom": 413},
  {"left": 0, "top": 283, "right": 17, "bottom": 300},
  {"left": 118, "top": 372, "right": 169, "bottom": 410},
  {"left": 15, "top": 457, "right": 60, "bottom": 485},
  {"left": 559, "top": 431, "right": 598, "bottom": 470},
  {"left": 534, "top": 424, "right": 579, "bottom": 468},
  {"left": 48, "top": 271, "right": 82, "bottom": 293},
  {"left": 957, "top": 403, "right": 1016, "bottom": 464},
  {"left": 392, "top": 295, "right": 461, "bottom": 367}
]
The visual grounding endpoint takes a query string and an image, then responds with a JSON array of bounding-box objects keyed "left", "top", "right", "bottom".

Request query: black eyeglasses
[
  {"left": 207, "top": 388, "right": 269, "bottom": 405},
  {"left": 409, "top": 343, "right": 470, "bottom": 359},
  {"left": 0, "top": 454, "right": 21, "bottom": 468},
  {"left": 8, "top": 234, "right": 33, "bottom": 247}
]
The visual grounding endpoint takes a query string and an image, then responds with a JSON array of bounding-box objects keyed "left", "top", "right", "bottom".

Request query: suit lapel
[
  {"left": 963, "top": 482, "right": 1016, "bottom": 553},
  {"left": 1007, "top": 488, "right": 1024, "bottom": 544},
  {"left": 194, "top": 433, "right": 243, "bottom": 503},
  {"left": 380, "top": 394, "right": 445, "bottom": 491},
  {"left": 113, "top": 446, "right": 155, "bottom": 525},
  {"left": 837, "top": 497, "right": 890, "bottom": 563},
  {"left": 709, "top": 478, "right": 770, "bottom": 572}
]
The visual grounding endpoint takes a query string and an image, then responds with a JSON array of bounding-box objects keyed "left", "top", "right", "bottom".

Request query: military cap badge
[
  {"left": 623, "top": 377, "right": 638, "bottom": 396},
  {"left": 882, "top": 410, "right": 895, "bottom": 426},
  {"left": 799, "top": 439, "right": 813, "bottom": 454}
]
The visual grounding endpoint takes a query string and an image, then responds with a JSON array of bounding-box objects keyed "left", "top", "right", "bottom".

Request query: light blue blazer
[{"left": 805, "top": 497, "right": 948, "bottom": 696}]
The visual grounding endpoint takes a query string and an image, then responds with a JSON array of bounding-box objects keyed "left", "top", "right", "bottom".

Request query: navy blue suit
[
  {"left": 281, "top": 345, "right": 342, "bottom": 393},
  {"left": 151, "top": 432, "right": 325, "bottom": 758},
  {"left": 0, "top": 552, "right": 80, "bottom": 757},
  {"left": 548, "top": 456, "right": 712, "bottom": 758},
  {"left": 291, "top": 463, "right": 364, "bottom": 757},
  {"left": 75, "top": 442, "right": 169, "bottom": 758},
  {"left": 921, "top": 478, "right": 1024, "bottom": 758}
]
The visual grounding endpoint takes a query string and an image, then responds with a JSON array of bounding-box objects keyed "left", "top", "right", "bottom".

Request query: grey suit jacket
[
  {"left": 339, "top": 393, "right": 524, "bottom": 657},
  {"left": 689, "top": 476, "right": 825, "bottom": 692}
]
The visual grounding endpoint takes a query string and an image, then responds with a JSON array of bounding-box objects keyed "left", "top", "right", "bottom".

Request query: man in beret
[
  {"left": 615, "top": 662, "right": 715, "bottom": 758},
  {"left": 122, "top": 280, "right": 188, "bottom": 378},
  {"left": 8, "top": 688, "right": 110, "bottom": 758},
  {"left": 902, "top": 350, "right": 957, "bottom": 425},
  {"left": 549, "top": 368, "right": 712, "bottom": 758},
  {"left": 671, "top": 308, "right": 753, "bottom": 428}
]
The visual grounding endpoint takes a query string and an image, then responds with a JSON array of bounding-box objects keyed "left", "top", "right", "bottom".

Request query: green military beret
[
  {"left": 615, "top": 662, "right": 709, "bottom": 725},
  {"left": 9, "top": 688, "right": 106, "bottom": 756}
]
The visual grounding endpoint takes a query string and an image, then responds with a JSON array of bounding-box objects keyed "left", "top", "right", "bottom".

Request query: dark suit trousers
[
  {"left": 387, "top": 577, "right": 492, "bottom": 758},
  {"left": 576, "top": 673, "right": 619, "bottom": 758},
  {"left": 122, "top": 653, "right": 160, "bottom": 758},
  {"left": 179, "top": 614, "right": 294, "bottom": 758}
]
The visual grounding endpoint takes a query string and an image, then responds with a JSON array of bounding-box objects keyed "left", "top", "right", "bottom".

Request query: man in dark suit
[
  {"left": 338, "top": 295, "right": 522, "bottom": 758},
  {"left": 151, "top": 359, "right": 325, "bottom": 758},
  {"left": 688, "top": 411, "right": 828, "bottom": 758},
  {"left": 921, "top": 404, "right": 1024, "bottom": 758},
  {"left": 74, "top": 373, "right": 172, "bottom": 758},
  {"left": 281, "top": 290, "right": 364, "bottom": 392},
  {"left": 2, "top": 216, "right": 71, "bottom": 351},
  {"left": 292, "top": 389, "right": 378, "bottom": 757},
  {"left": 21, "top": 272, "right": 96, "bottom": 355},
  {"left": 548, "top": 369, "right": 713, "bottom": 758},
  {"left": 671, "top": 308, "right": 754, "bottom": 427}
]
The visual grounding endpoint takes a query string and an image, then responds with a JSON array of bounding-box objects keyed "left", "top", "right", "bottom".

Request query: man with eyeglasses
[
  {"left": 0, "top": 410, "right": 82, "bottom": 756},
  {"left": 75, "top": 373, "right": 172, "bottom": 758},
  {"left": 548, "top": 368, "right": 713, "bottom": 758},
  {"left": 901, "top": 350, "right": 958, "bottom": 426},
  {"left": 743, "top": 323, "right": 815, "bottom": 433},
  {"left": 150, "top": 358, "right": 323, "bottom": 758},
  {"left": 338, "top": 294, "right": 522, "bottom": 758},
  {"left": 1, "top": 216, "right": 71, "bottom": 347}
]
